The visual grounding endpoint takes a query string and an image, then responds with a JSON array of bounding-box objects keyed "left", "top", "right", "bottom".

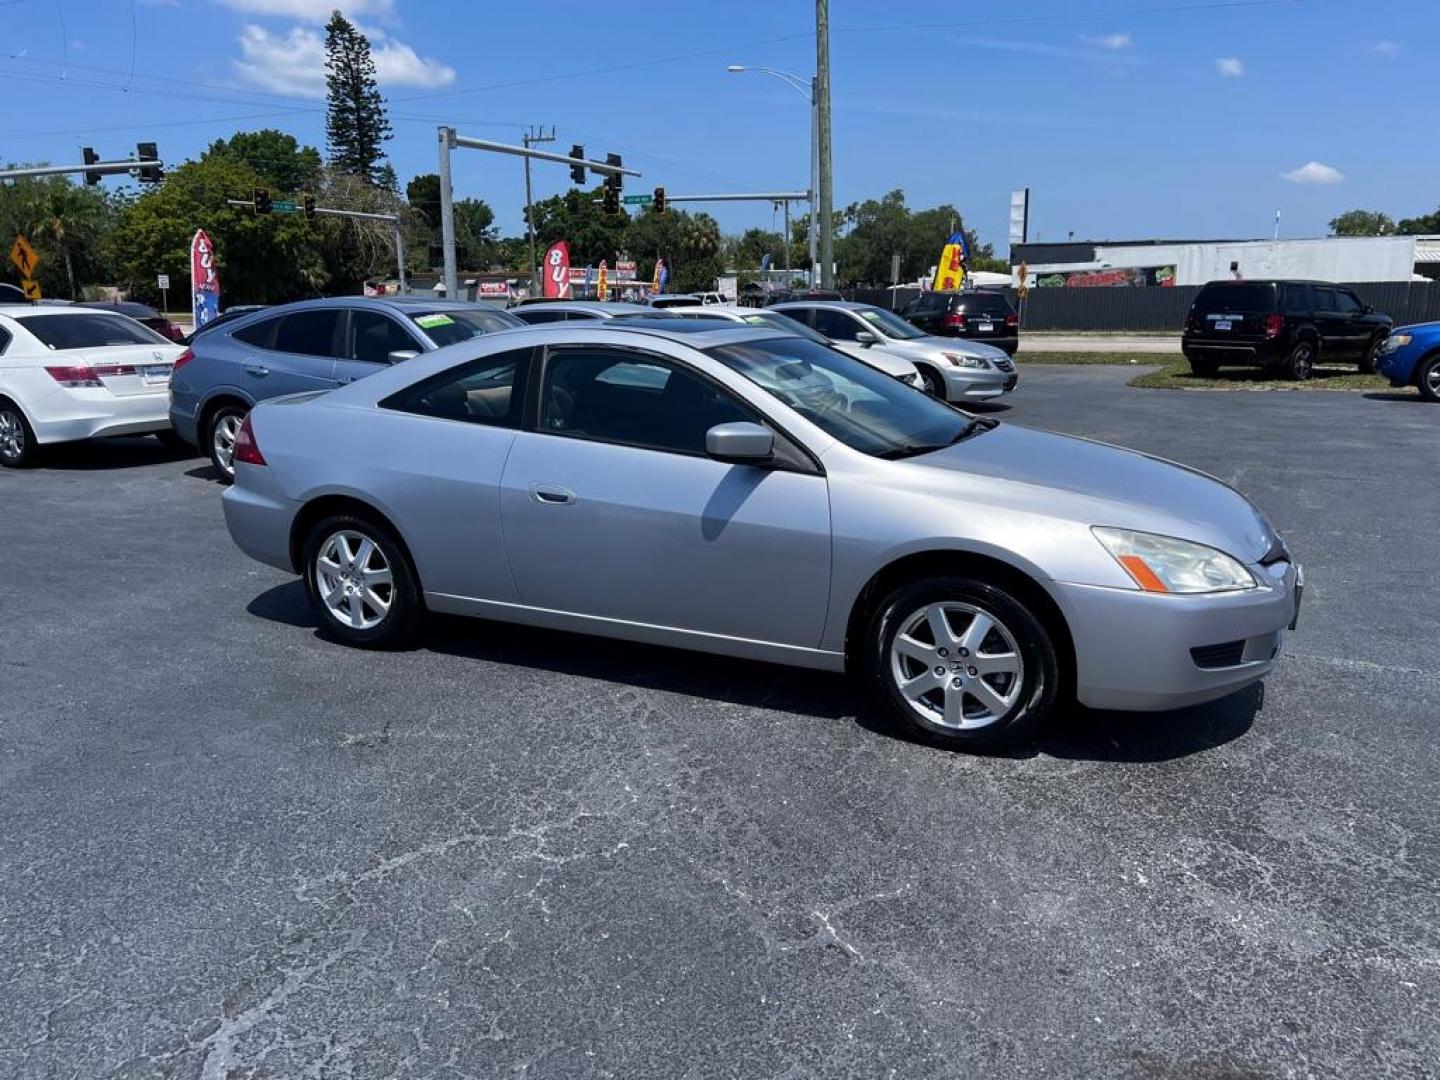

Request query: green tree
[
  {"left": 834, "top": 189, "right": 1003, "bottom": 285},
  {"left": 1398, "top": 207, "right": 1440, "bottom": 235},
  {"left": 324, "top": 11, "right": 392, "bottom": 185},
  {"left": 0, "top": 174, "right": 118, "bottom": 299},
  {"left": 727, "top": 228, "right": 786, "bottom": 272},
  {"left": 526, "top": 185, "right": 630, "bottom": 269},
  {"left": 205, "top": 129, "right": 322, "bottom": 194},
  {"left": 110, "top": 154, "right": 329, "bottom": 305},
  {"left": 628, "top": 206, "right": 723, "bottom": 293},
  {"left": 1329, "top": 209, "right": 1396, "bottom": 237}
]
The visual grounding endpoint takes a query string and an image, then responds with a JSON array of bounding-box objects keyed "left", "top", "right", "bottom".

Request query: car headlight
[
  {"left": 1092, "top": 527, "right": 1257, "bottom": 594},
  {"left": 1379, "top": 334, "right": 1411, "bottom": 355},
  {"left": 941, "top": 351, "right": 988, "bottom": 369}
]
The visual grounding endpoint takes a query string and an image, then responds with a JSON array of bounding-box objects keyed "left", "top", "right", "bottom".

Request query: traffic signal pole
[
  {"left": 0, "top": 157, "right": 163, "bottom": 183},
  {"left": 436, "top": 126, "right": 641, "bottom": 298}
]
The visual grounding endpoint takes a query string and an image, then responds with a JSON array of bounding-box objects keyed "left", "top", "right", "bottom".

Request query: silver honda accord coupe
[{"left": 222, "top": 323, "right": 1301, "bottom": 750}]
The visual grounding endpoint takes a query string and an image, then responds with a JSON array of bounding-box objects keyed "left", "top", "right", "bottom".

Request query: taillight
[
  {"left": 943, "top": 313, "right": 967, "bottom": 328},
  {"left": 1184, "top": 311, "right": 1198, "bottom": 332},
  {"left": 172, "top": 348, "right": 194, "bottom": 373},
  {"left": 45, "top": 365, "right": 103, "bottom": 387},
  {"left": 232, "top": 415, "right": 266, "bottom": 467},
  {"left": 1005, "top": 312, "right": 1019, "bottom": 328},
  {"left": 1264, "top": 314, "right": 1284, "bottom": 339}
]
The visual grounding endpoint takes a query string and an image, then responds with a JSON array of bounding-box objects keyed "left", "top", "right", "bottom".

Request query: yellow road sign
[
  {"left": 10, "top": 234, "right": 38, "bottom": 278},
  {"left": 20, "top": 278, "right": 41, "bottom": 301}
]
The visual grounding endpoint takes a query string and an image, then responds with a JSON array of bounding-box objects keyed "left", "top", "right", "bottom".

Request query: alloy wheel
[
  {"left": 1425, "top": 364, "right": 1440, "bottom": 399},
  {"left": 0, "top": 409, "right": 24, "bottom": 463},
  {"left": 889, "top": 601, "right": 1025, "bottom": 731},
  {"left": 1293, "top": 345, "right": 1314, "bottom": 379},
  {"left": 315, "top": 530, "right": 394, "bottom": 631},
  {"left": 211, "top": 413, "right": 243, "bottom": 475}
]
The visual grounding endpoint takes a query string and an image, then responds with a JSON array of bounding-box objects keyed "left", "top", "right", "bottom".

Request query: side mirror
[
  {"left": 387, "top": 349, "right": 421, "bottom": 364},
  {"left": 705, "top": 421, "right": 773, "bottom": 464},
  {"left": 854, "top": 330, "right": 877, "bottom": 347}
]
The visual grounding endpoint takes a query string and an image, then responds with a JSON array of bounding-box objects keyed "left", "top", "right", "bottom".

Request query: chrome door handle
[
  {"left": 243, "top": 363, "right": 269, "bottom": 377},
  {"left": 336, "top": 376, "right": 356, "bottom": 384},
  {"left": 531, "top": 484, "right": 576, "bottom": 506}
]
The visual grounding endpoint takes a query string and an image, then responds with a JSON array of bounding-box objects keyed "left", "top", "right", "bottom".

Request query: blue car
[
  {"left": 170, "top": 296, "right": 524, "bottom": 479},
  {"left": 1375, "top": 322, "right": 1440, "bottom": 402}
]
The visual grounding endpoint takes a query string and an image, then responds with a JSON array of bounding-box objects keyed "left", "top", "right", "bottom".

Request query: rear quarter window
[
  {"left": 231, "top": 316, "right": 280, "bottom": 348},
  {"left": 1195, "top": 283, "right": 1276, "bottom": 313}
]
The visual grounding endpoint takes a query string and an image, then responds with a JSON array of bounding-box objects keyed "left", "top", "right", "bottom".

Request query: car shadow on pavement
[
  {"left": 25, "top": 434, "right": 195, "bottom": 471},
  {"left": 247, "top": 580, "right": 1259, "bottom": 765},
  {"left": 1362, "top": 391, "right": 1425, "bottom": 403}
]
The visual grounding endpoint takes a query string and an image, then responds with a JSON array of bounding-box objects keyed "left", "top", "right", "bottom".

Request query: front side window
[
  {"left": 811, "top": 309, "right": 864, "bottom": 341},
  {"left": 540, "top": 348, "right": 754, "bottom": 455},
  {"left": 708, "top": 336, "right": 972, "bottom": 458},
  {"left": 1313, "top": 288, "right": 1340, "bottom": 314},
  {"left": 380, "top": 347, "right": 531, "bottom": 427},
  {"left": 274, "top": 310, "right": 343, "bottom": 358},
  {"left": 350, "top": 310, "right": 421, "bottom": 364},
  {"left": 19, "top": 313, "right": 170, "bottom": 350},
  {"left": 1334, "top": 290, "right": 1364, "bottom": 315}
]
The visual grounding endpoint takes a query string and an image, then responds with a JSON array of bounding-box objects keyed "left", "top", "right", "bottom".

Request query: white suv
[{"left": 0, "top": 304, "right": 185, "bottom": 467}]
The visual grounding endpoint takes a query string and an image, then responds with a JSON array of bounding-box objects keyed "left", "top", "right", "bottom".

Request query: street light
[{"left": 727, "top": 63, "right": 818, "bottom": 287}]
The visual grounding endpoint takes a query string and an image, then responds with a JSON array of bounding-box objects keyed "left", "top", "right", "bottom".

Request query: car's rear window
[
  {"left": 19, "top": 313, "right": 170, "bottom": 350},
  {"left": 1195, "top": 283, "right": 1276, "bottom": 312},
  {"left": 959, "top": 293, "right": 1014, "bottom": 317}
]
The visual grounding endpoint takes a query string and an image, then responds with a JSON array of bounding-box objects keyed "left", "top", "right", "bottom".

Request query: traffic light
[
  {"left": 136, "top": 142, "right": 162, "bottom": 183},
  {"left": 302, "top": 192, "right": 316, "bottom": 220},
  {"left": 253, "top": 187, "right": 272, "bottom": 215},
  {"left": 568, "top": 144, "right": 586, "bottom": 185},
  {"left": 653, "top": 186, "right": 666, "bottom": 214},
  {"left": 605, "top": 153, "right": 623, "bottom": 192},
  {"left": 602, "top": 185, "right": 620, "bottom": 215},
  {"left": 81, "top": 147, "right": 102, "bottom": 187}
]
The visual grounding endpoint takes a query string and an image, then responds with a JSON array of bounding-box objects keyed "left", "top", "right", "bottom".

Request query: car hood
[
  {"left": 904, "top": 424, "right": 1275, "bottom": 562},
  {"left": 886, "top": 335, "right": 1010, "bottom": 363}
]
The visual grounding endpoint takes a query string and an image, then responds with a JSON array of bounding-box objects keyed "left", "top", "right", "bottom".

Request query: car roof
[
  {"left": 659, "top": 306, "right": 745, "bottom": 318},
  {"left": 221, "top": 295, "right": 499, "bottom": 319},
  {"left": 772, "top": 299, "right": 870, "bottom": 311},
  {"left": 516, "top": 320, "right": 790, "bottom": 349},
  {"left": 2, "top": 304, "right": 149, "bottom": 320}
]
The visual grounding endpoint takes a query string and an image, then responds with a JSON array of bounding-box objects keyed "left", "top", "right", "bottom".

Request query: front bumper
[
  {"left": 1054, "top": 559, "right": 1300, "bottom": 712},
  {"left": 1375, "top": 345, "right": 1421, "bottom": 387},
  {"left": 942, "top": 366, "right": 1014, "bottom": 402}
]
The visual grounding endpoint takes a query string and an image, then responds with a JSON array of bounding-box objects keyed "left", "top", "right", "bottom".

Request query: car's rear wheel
[
  {"left": 1189, "top": 356, "right": 1219, "bottom": 377},
  {"left": 0, "top": 400, "right": 36, "bottom": 468},
  {"left": 302, "top": 513, "right": 424, "bottom": 648},
  {"left": 917, "top": 365, "right": 946, "bottom": 398},
  {"left": 1281, "top": 340, "right": 1315, "bottom": 381},
  {"left": 207, "top": 404, "right": 247, "bottom": 481},
  {"left": 863, "top": 575, "right": 1058, "bottom": 752},
  {"left": 1418, "top": 354, "right": 1440, "bottom": 403}
]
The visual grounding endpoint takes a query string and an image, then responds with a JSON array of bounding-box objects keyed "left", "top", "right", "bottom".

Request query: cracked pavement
[{"left": 1, "top": 365, "right": 1437, "bottom": 1078}]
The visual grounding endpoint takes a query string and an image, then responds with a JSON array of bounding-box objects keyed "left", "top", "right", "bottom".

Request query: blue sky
[{"left": 1, "top": 0, "right": 1435, "bottom": 252}]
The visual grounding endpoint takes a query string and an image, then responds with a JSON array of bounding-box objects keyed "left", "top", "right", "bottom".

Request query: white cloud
[
  {"left": 1215, "top": 57, "right": 1245, "bottom": 77},
  {"left": 233, "top": 22, "right": 455, "bottom": 98},
  {"left": 1082, "top": 32, "right": 1132, "bottom": 50},
  {"left": 1282, "top": 161, "right": 1344, "bottom": 185},
  {"left": 1368, "top": 40, "right": 1401, "bottom": 57},
  {"left": 218, "top": 0, "right": 395, "bottom": 20}
]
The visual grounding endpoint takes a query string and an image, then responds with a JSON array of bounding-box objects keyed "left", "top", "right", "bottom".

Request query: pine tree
[{"left": 324, "top": 11, "right": 393, "bottom": 185}]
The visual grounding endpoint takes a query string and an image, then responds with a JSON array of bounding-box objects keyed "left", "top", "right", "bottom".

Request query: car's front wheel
[
  {"left": 1358, "top": 335, "right": 1384, "bottom": 375},
  {"left": 1189, "top": 355, "right": 1219, "bottom": 377},
  {"left": 207, "top": 404, "right": 248, "bottom": 481},
  {"left": 1418, "top": 354, "right": 1440, "bottom": 403},
  {"left": 864, "top": 575, "right": 1059, "bottom": 751},
  {"left": 0, "top": 400, "right": 37, "bottom": 468},
  {"left": 302, "top": 513, "right": 424, "bottom": 648},
  {"left": 1281, "top": 340, "right": 1315, "bottom": 381},
  {"left": 917, "top": 365, "right": 946, "bottom": 398}
]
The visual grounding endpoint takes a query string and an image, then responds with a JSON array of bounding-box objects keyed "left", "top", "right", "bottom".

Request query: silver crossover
[
  {"left": 772, "top": 300, "right": 1016, "bottom": 403},
  {"left": 223, "top": 323, "right": 1300, "bottom": 751}
]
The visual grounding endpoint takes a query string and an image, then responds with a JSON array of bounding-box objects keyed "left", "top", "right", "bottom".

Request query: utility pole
[
  {"left": 809, "top": 75, "right": 819, "bottom": 288},
  {"left": 523, "top": 125, "right": 555, "bottom": 300},
  {"left": 438, "top": 126, "right": 458, "bottom": 298},
  {"left": 815, "top": 0, "right": 835, "bottom": 289}
]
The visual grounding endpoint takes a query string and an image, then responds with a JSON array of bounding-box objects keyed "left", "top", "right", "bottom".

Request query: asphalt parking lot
[{"left": 2, "top": 365, "right": 1437, "bottom": 1079}]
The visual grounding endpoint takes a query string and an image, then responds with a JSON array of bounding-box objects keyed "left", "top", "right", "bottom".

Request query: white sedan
[{"left": 0, "top": 304, "right": 186, "bottom": 467}]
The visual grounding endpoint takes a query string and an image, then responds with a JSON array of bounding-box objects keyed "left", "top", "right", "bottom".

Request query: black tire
[
  {"left": 917, "top": 365, "right": 946, "bottom": 399},
  {"left": 1417, "top": 354, "right": 1440, "bottom": 403},
  {"left": 205, "top": 403, "right": 248, "bottom": 482},
  {"left": 1188, "top": 356, "right": 1219, "bottom": 377},
  {"left": 0, "top": 399, "right": 37, "bottom": 468},
  {"left": 1281, "top": 339, "right": 1315, "bottom": 381},
  {"left": 1358, "top": 335, "right": 1383, "bottom": 375},
  {"left": 863, "top": 575, "right": 1059, "bottom": 752},
  {"left": 301, "top": 512, "right": 425, "bottom": 649}
]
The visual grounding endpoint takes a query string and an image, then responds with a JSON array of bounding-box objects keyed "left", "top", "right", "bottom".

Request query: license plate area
[
  {"left": 977, "top": 322, "right": 994, "bottom": 332},
  {"left": 139, "top": 365, "right": 171, "bottom": 385},
  {"left": 1214, "top": 320, "right": 1233, "bottom": 331}
]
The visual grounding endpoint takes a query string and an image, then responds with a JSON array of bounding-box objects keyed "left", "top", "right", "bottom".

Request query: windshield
[
  {"left": 20, "top": 312, "right": 171, "bottom": 350},
  {"left": 740, "top": 311, "right": 832, "bottom": 346},
  {"left": 708, "top": 336, "right": 974, "bottom": 457},
  {"left": 410, "top": 308, "right": 522, "bottom": 346},
  {"left": 857, "top": 307, "right": 926, "bottom": 340}
]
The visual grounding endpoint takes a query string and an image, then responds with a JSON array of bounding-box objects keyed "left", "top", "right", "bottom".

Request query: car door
[
  {"left": 1332, "top": 288, "right": 1373, "bottom": 359},
  {"left": 331, "top": 308, "right": 427, "bottom": 385},
  {"left": 809, "top": 308, "right": 890, "bottom": 365},
  {"left": 498, "top": 343, "right": 832, "bottom": 648},
  {"left": 1311, "top": 287, "right": 1352, "bottom": 360},
  {"left": 237, "top": 308, "right": 345, "bottom": 399}
]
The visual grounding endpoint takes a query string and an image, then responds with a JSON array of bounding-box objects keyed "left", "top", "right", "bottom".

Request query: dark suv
[
  {"left": 899, "top": 290, "right": 1020, "bottom": 355},
  {"left": 1182, "top": 280, "right": 1392, "bottom": 380}
]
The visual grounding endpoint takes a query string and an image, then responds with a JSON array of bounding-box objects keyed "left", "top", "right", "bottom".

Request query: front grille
[
  {"left": 1003, "top": 375, "right": 1018, "bottom": 391},
  {"left": 993, "top": 357, "right": 1015, "bottom": 372},
  {"left": 1191, "top": 640, "right": 1246, "bottom": 669}
]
